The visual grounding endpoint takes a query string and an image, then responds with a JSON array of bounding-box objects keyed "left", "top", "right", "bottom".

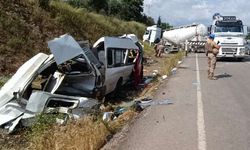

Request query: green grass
[
  {"left": 143, "top": 42, "right": 155, "bottom": 56},
  {"left": 0, "top": 0, "right": 146, "bottom": 75},
  {"left": 50, "top": 1, "right": 145, "bottom": 43},
  {"left": 162, "top": 51, "right": 185, "bottom": 75}
]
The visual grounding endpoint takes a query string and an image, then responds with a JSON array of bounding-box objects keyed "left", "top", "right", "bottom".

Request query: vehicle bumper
[{"left": 217, "top": 54, "right": 245, "bottom": 58}]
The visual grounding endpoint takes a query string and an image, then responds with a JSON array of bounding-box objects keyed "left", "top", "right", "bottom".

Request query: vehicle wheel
[
  {"left": 115, "top": 78, "right": 123, "bottom": 92},
  {"left": 237, "top": 58, "right": 243, "bottom": 61},
  {"left": 111, "top": 78, "right": 123, "bottom": 98}
]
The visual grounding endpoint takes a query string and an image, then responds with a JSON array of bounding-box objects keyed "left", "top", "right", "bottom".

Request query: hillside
[{"left": 0, "top": 0, "right": 145, "bottom": 75}]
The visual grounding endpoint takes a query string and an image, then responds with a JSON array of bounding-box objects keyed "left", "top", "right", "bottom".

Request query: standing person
[
  {"left": 154, "top": 39, "right": 165, "bottom": 57},
  {"left": 205, "top": 34, "right": 220, "bottom": 80}
]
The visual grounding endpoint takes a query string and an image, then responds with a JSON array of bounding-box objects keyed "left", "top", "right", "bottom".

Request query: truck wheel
[
  {"left": 237, "top": 58, "right": 243, "bottom": 61},
  {"left": 115, "top": 78, "right": 123, "bottom": 91},
  {"left": 107, "top": 78, "right": 123, "bottom": 99}
]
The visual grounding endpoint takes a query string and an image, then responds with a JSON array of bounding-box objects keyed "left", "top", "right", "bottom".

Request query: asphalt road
[{"left": 104, "top": 53, "right": 250, "bottom": 150}]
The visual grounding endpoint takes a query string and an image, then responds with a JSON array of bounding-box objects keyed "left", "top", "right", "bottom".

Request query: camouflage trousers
[{"left": 207, "top": 53, "right": 217, "bottom": 77}]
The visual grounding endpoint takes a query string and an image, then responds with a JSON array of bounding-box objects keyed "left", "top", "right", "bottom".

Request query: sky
[{"left": 143, "top": 0, "right": 250, "bottom": 27}]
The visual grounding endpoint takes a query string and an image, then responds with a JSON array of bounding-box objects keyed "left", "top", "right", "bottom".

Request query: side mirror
[
  {"left": 207, "top": 26, "right": 211, "bottom": 34},
  {"left": 243, "top": 25, "right": 248, "bottom": 36}
]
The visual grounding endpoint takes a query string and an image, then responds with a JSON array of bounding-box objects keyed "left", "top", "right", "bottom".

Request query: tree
[
  {"left": 86, "top": 0, "right": 109, "bottom": 13},
  {"left": 67, "top": 0, "right": 87, "bottom": 8},
  {"left": 68, "top": 0, "right": 149, "bottom": 25},
  {"left": 157, "top": 16, "right": 161, "bottom": 27},
  {"left": 246, "top": 33, "right": 250, "bottom": 39},
  {"left": 141, "top": 14, "right": 155, "bottom": 26},
  {"left": 118, "top": 0, "right": 144, "bottom": 21},
  {"left": 107, "top": 0, "right": 122, "bottom": 17},
  {"left": 39, "top": 0, "right": 50, "bottom": 10},
  {"left": 160, "top": 22, "right": 172, "bottom": 30}
]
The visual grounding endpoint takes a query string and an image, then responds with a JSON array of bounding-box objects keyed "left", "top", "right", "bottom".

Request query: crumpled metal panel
[
  {"left": 0, "top": 53, "right": 49, "bottom": 108},
  {"left": 48, "top": 34, "right": 84, "bottom": 65},
  {"left": 0, "top": 101, "right": 24, "bottom": 126},
  {"left": 6, "top": 115, "right": 23, "bottom": 134},
  {"left": 22, "top": 91, "right": 99, "bottom": 119}
]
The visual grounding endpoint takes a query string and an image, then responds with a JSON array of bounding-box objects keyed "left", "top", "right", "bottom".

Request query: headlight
[
  {"left": 240, "top": 48, "right": 245, "bottom": 55},
  {"left": 240, "top": 48, "right": 245, "bottom": 51}
]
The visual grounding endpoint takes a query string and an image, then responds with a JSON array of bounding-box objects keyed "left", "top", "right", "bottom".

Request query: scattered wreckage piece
[
  {"left": 0, "top": 91, "right": 99, "bottom": 133},
  {"left": 132, "top": 98, "right": 173, "bottom": 112},
  {"left": 102, "top": 98, "right": 173, "bottom": 122},
  {"left": 0, "top": 34, "right": 143, "bottom": 133}
]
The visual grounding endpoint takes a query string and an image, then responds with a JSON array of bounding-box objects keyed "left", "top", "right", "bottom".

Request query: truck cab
[
  {"left": 210, "top": 13, "right": 247, "bottom": 59},
  {"left": 143, "top": 25, "right": 162, "bottom": 45}
]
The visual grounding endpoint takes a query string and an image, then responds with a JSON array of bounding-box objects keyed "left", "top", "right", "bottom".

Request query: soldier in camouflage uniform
[
  {"left": 154, "top": 39, "right": 165, "bottom": 57},
  {"left": 205, "top": 34, "right": 220, "bottom": 80}
]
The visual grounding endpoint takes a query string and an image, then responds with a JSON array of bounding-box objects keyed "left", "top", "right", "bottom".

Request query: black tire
[
  {"left": 237, "top": 58, "right": 243, "bottom": 61},
  {"left": 115, "top": 78, "right": 123, "bottom": 92}
]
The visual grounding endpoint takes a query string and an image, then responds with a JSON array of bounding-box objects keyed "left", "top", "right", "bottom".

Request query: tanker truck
[
  {"left": 162, "top": 24, "right": 208, "bottom": 53},
  {"left": 209, "top": 13, "right": 248, "bottom": 60}
]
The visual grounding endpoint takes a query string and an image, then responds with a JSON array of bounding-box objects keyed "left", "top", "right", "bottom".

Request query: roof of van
[{"left": 93, "top": 37, "right": 138, "bottom": 50}]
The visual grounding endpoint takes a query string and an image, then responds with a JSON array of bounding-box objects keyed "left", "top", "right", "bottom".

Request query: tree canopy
[{"left": 66, "top": 0, "right": 172, "bottom": 27}]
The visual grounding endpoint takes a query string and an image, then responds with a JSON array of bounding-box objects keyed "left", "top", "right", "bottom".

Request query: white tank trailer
[{"left": 162, "top": 24, "right": 207, "bottom": 52}]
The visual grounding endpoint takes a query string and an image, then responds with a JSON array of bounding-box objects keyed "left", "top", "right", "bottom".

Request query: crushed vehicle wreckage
[{"left": 0, "top": 34, "right": 143, "bottom": 133}]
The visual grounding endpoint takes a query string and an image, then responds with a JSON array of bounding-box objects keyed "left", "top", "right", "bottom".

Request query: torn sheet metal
[
  {"left": 0, "top": 53, "right": 49, "bottom": 108},
  {"left": 102, "top": 112, "right": 114, "bottom": 122},
  {"left": 136, "top": 98, "right": 173, "bottom": 109},
  {"left": 0, "top": 101, "right": 24, "bottom": 126},
  {"left": 22, "top": 91, "right": 99, "bottom": 119},
  {"left": 48, "top": 34, "right": 84, "bottom": 65},
  {"left": 104, "top": 37, "right": 138, "bottom": 50},
  {"left": 47, "top": 71, "right": 65, "bottom": 94},
  {"left": 6, "top": 115, "right": 23, "bottom": 134}
]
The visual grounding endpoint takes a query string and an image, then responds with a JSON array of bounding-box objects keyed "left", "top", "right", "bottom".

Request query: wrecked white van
[
  {"left": 0, "top": 34, "right": 143, "bottom": 132},
  {"left": 0, "top": 35, "right": 101, "bottom": 132},
  {"left": 93, "top": 36, "right": 142, "bottom": 95}
]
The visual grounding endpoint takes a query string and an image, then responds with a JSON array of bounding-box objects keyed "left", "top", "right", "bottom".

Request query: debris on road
[
  {"left": 171, "top": 67, "right": 177, "bottom": 75},
  {"left": 135, "top": 98, "right": 173, "bottom": 110},
  {"left": 137, "top": 76, "right": 155, "bottom": 89},
  {"left": 103, "top": 112, "right": 114, "bottom": 122},
  {"left": 162, "top": 75, "right": 168, "bottom": 80}
]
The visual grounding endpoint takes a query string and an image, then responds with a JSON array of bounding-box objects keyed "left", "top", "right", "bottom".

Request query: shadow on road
[
  {"left": 217, "top": 56, "right": 250, "bottom": 62},
  {"left": 215, "top": 73, "right": 232, "bottom": 79}
]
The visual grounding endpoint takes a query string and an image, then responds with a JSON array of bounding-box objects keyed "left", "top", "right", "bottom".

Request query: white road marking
[{"left": 196, "top": 54, "right": 207, "bottom": 150}]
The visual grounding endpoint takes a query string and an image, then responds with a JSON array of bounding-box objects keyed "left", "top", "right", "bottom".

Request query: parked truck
[
  {"left": 143, "top": 25, "right": 162, "bottom": 45},
  {"left": 162, "top": 24, "right": 207, "bottom": 52},
  {"left": 209, "top": 13, "right": 248, "bottom": 60}
]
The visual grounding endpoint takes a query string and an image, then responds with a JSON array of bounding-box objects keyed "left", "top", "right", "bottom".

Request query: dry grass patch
[
  {"left": 28, "top": 111, "right": 137, "bottom": 150},
  {"left": 29, "top": 116, "right": 109, "bottom": 150},
  {"left": 108, "top": 110, "right": 138, "bottom": 133}
]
